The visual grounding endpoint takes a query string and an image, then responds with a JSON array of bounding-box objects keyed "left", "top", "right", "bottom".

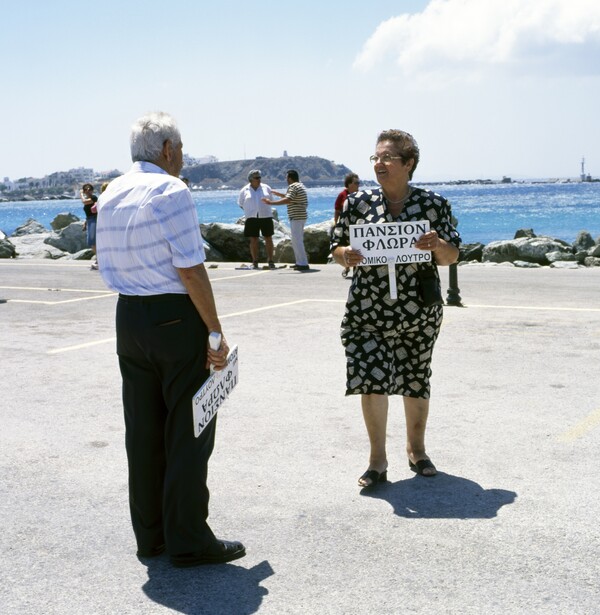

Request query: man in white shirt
[
  {"left": 96, "top": 111, "right": 245, "bottom": 568},
  {"left": 238, "top": 169, "right": 275, "bottom": 269}
]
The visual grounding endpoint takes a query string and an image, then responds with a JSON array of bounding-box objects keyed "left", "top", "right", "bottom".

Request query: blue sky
[{"left": 2, "top": 0, "right": 600, "bottom": 182}]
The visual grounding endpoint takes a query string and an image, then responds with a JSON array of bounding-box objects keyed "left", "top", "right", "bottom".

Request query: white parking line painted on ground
[
  {"left": 0, "top": 286, "right": 114, "bottom": 293},
  {"left": 0, "top": 261, "right": 91, "bottom": 268},
  {"left": 47, "top": 338, "right": 117, "bottom": 354},
  {"left": 221, "top": 298, "right": 346, "bottom": 317},
  {"left": 46, "top": 299, "right": 344, "bottom": 354},
  {"left": 1, "top": 271, "right": 263, "bottom": 304},
  {"left": 43, "top": 297, "right": 596, "bottom": 354},
  {"left": 210, "top": 271, "right": 265, "bottom": 281},
  {"left": 467, "top": 303, "right": 600, "bottom": 313},
  {"left": 8, "top": 293, "right": 118, "bottom": 305},
  {"left": 558, "top": 408, "right": 600, "bottom": 442},
  {"left": 1, "top": 285, "right": 116, "bottom": 305}
]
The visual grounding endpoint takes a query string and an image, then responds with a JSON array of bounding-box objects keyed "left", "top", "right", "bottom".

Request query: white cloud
[{"left": 354, "top": 0, "right": 600, "bottom": 83}]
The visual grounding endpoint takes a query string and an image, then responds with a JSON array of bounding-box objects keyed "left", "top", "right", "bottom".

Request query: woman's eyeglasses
[{"left": 369, "top": 154, "right": 403, "bottom": 164}]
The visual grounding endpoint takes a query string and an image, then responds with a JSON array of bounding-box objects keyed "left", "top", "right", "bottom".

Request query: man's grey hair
[{"left": 130, "top": 112, "right": 182, "bottom": 163}]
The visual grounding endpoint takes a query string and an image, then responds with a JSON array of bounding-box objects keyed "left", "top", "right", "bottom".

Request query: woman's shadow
[
  {"left": 140, "top": 557, "right": 274, "bottom": 615},
  {"left": 362, "top": 472, "right": 516, "bottom": 518}
]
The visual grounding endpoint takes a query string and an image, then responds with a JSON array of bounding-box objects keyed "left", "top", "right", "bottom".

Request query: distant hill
[{"left": 182, "top": 155, "right": 353, "bottom": 189}]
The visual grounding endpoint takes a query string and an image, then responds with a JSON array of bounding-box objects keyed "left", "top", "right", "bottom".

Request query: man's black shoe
[
  {"left": 294, "top": 265, "right": 310, "bottom": 271},
  {"left": 170, "top": 539, "right": 246, "bottom": 567}
]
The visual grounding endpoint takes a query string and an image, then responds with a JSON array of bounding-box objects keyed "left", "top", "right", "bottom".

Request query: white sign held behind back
[
  {"left": 349, "top": 221, "right": 432, "bottom": 265},
  {"left": 192, "top": 345, "right": 239, "bottom": 438}
]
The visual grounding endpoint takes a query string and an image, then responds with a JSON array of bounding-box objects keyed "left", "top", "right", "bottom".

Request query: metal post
[{"left": 445, "top": 262, "right": 463, "bottom": 307}]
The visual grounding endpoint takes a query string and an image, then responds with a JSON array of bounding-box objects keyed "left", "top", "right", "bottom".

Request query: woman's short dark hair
[
  {"left": 286, "top": 169, "right": 299, "bottom": 182},
  {"left": 377, "top": 129, "right": 420, "bottom": 180}
]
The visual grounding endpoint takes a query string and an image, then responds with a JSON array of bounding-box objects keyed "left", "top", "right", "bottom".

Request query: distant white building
[
  {"left": 183, "top": 154, "right": 218, "bottom": 166},
  {"left": 2, "top": 177, "right": 15, "bottom": 191},
  {"left": 67, "top": 167, "right": 94, "bottom": 183}
]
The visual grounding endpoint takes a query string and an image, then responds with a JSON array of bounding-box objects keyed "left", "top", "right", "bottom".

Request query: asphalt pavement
[{"left": 1, "top": 259, "right": 599, "bottom": 615}]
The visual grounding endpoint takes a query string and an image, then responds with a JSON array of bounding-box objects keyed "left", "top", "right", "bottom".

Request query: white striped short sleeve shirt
[{"left": 96, "top": 161, "right": 205, "bottom": 295}]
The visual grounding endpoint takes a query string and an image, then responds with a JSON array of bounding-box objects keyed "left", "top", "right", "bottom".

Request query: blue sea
[{"left": 1, "top": 182, "right": 598, "bottom": 246}]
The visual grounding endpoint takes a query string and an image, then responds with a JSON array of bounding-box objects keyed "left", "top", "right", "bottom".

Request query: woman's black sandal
[
  {"left": 409, "top": 459, "right": 437, "bottom": 476},
  {"left": 358, "top": 469, "right": 388, "bottom": 488}
]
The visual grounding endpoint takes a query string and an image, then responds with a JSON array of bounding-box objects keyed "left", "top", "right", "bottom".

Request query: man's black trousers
[{"left": 116, "top": 293, "right": 217, "bottom": 556}]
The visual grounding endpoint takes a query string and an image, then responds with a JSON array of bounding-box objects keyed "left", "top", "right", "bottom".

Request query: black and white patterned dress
[{"left": 331, "top": 187, "right": 461, "bottom": 398}]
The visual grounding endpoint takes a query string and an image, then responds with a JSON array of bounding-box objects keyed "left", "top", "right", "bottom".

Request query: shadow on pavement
[
  {"left": 141, "top": 558, "right": 274, "bottom": 614},
  {"left": 362, "top": 473, "right": 517, "bottom": 519}
]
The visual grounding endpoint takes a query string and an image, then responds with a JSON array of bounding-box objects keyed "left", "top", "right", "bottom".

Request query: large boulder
[
  {"left": 8, "top": 233, "right": 65, "bottom": 259},
  {"left": 482, "top": 237, "right": 572, "bottom": 265},
  {"left": 273, "top": 221, "right": 333, "bottom": 264},
  {"left": 11, "top": 219, "right": 48, "bottom": 236},
  {"left": 203, "top": 242, "right": 224, "bottom": 262},
  {"left": 545, "top": 250, "right": 578, "bottom": 264},
  {"left": 51, "top": 212, "right": 80, "bottom": 231},
  {"left": 514, "top": 228, "right": 536, "bottom": 239},
  {"left": 303, "top": 221, "right": 333, "bottom": 263},
  {"left": 572, "top": 230, "right": 595, "bottom": 252},
  {"left": 200, "top": 222, "right": 251, "bottom": 261},
  {"left": 274, "top": 239, "right": 295, "bottom": 263},
  {"left": 44, "top": 221, "right": 87, "bottom": 254},
  {"left": 64, "top": 248, "right": 95, "bottom": 260},
  {"left": 200, "top": 221, "right": 290, "bottom": 262},
  {"left": 459, "top": 242, "right": 484, "bottom": 262},
  {"left": 0, "top": 237, "right": 17, "bottom": 258},
  {"left": 589, "top": 244, "right": 600, "bottom": 258}
]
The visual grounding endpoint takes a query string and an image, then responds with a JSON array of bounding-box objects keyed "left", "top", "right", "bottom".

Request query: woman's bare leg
[{"left": 358, "top": 393, "right": 389, "bottom": 486}]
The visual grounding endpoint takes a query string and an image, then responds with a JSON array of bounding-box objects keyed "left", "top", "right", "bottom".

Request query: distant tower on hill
[
  {"left": 283, "top": 150, "right": 288, "bottom": 158},
  {"left": 580, "top": 157, "right": 592, "bottom": 182}
]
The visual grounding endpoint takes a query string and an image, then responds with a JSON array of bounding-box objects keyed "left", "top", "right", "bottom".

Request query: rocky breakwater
[
  {"left": 0, "top": 214, "right": 335, "bottom": 264},
  {"left": 200, "top": 219, "right": 332, "bottom": 264},
  {"left": 460, "top": 229, "right": 600, "bottom": 269},
  {"left": 0, "top": 215, "right": 93, "bottom": 260}
]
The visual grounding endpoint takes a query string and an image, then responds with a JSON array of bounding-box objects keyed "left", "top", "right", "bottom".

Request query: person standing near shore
[
  {"left": 334, "top": 173, "right": 360, "bottom": 224},
  {"left": 96, "top": 111, "right": 245, "bottom": 567},
  {"left": 80, "top": 183, "right": 98, "bottom": 269},
  {"left": 334, "top": 173, "right": 360, "bottom": 278},
  {"left": 262, "top": 169, "right": 309, "bottom": 271},
  {"left": 238, "top": 169, "right": 275, "bottom": 269},
  {"left": 331, "top": 129, "right": 460, "bottom": 488}
]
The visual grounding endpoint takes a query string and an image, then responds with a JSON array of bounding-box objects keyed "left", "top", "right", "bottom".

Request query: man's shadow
[
  {"left": 362, "top": 472, "right": 516, "bottom": 519},
  {"left": 141, "top": 557, "right": 274, "bottom": 615}
]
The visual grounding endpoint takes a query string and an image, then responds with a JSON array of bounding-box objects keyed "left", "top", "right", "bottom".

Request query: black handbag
[{"left": 416, "top": 267, "right": 443, "bottom": 307}]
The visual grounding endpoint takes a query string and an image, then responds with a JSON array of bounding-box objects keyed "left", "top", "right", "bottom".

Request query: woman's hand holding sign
[
  {"left": 415, "top": 230, "right": 439, "bottom": 252},
  {"left": 343, "top": 246, "right": 363, "bottom": 267}
]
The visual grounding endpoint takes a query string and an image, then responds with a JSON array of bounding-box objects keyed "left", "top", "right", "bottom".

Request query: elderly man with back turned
[{"left": 96, "top": 111, "right": 245, "bottom": 568}]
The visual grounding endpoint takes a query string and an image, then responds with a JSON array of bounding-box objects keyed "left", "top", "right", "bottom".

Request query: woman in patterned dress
[{"left": 331, "top": 130, "right": 461, "bottom": 487}]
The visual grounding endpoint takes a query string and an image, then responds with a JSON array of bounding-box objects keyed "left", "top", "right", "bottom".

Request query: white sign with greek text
[
  {"left": 349, "top": 221, "right": 432, "bottom": 265},
  {"left": 193, "top": 345, "right": 239, "bottom": 438}
]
